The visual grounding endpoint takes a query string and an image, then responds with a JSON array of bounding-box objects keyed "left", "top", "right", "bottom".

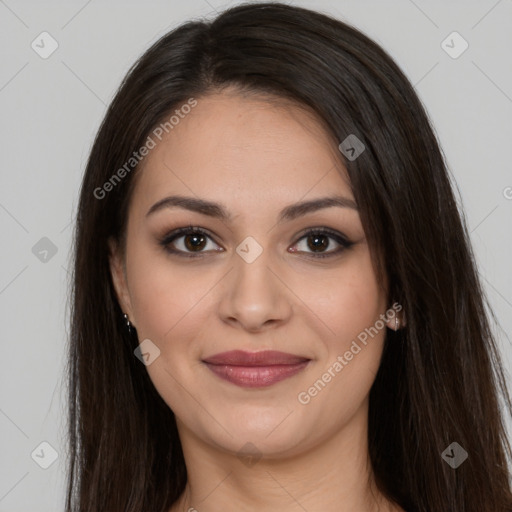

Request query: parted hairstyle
[{"left": 66, "top": 2, "right": 512, "bottom": 511}]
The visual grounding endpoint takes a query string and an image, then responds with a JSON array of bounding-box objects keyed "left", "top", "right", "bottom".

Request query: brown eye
[
  {"left": 306, "top": 233, "right": 330, "bottom": 252},
  {"left": 183, "top": 233, "right": 207, "bottom": 252},
  {"left": 159, "top": 226, "right": 222, "bottom": 258},
  {"left": 290, "top": 228, "right": 353, "bottom": 259}
]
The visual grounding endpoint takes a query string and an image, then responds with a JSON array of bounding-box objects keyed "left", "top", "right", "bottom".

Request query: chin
[{"left": 200, "top": 408, "right": 311, "bottom": 455}]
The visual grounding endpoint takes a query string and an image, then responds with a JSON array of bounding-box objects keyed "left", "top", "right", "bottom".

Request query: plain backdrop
[{"left": 0, "top": 1, "right": 511, "bottom": 510}]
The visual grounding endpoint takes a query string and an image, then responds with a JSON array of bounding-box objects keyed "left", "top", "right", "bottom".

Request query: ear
[{"left": 108, "top": 237, "right": 135, "bottom": 324}]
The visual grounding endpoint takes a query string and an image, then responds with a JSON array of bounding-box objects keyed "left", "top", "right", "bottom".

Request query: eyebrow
[{"left": 146, "top": 194, "right": 358, "bottom": 223}]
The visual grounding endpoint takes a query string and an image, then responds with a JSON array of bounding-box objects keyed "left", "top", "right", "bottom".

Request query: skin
[{"left": 109, "top": 90, "right": 406, "bottom": 512}]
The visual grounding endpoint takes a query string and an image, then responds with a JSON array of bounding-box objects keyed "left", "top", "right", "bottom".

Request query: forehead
[{"left": 131, "top": 92, "right": 352, "bottom": 212}]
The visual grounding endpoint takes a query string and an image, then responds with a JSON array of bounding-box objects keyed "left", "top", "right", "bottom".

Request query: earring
[
  {"left": 395, "top": 316, "right": 399, "bottom": 331},
  {"left": 123, "top": 313, "right": 132, "bottom": 335}
]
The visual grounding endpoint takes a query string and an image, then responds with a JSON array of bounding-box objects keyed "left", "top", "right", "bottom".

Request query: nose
[{"left": 217, "top": 244, "right": 293, "bottom": 333}]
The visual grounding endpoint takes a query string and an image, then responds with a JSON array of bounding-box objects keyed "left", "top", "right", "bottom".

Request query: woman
[{"left": 66, "top": 2, "right": 512, "bottom": 511}]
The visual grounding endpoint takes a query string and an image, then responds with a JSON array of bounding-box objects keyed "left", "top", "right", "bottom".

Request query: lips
[
  {"left": 202, "top": 350, "right": 311, "bottom": 388},
  {"left": 203, "top": 350, "right": 309, "bottom": 366}
]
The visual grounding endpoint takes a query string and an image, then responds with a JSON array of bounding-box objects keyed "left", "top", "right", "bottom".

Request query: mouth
[{"left": 202, "top": 350, "right": 311, "bottom": 388}]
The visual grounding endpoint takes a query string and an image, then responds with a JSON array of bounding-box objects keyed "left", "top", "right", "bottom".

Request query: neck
[{"left": 169, "top": 400, "right": 403, "bottom": 512}]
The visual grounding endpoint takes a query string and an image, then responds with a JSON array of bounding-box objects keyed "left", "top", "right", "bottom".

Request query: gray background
[{"left": 0, "top": 0, "right": 511, "bottom": 510}]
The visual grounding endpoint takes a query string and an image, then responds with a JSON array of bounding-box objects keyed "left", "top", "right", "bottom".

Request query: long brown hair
[{"left": 66, "top": 3, "right": 512, "bottom": 511}]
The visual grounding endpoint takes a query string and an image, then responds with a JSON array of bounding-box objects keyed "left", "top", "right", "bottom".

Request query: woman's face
[{"left": 109, "top": 91, "right": 395, "bottom": 458}]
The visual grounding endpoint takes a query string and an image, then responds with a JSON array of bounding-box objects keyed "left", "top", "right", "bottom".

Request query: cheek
[
  {"left": 305, "top": 252, "right": 387, "bottom": 410},
  {"left": 126, "top": 244, "right": 214, "bottom": 344},
  {"left": 126, "top": 250, "right": 215, "bottom": 403},
  {"left": 296, "top": 258, "right": 387, "bottom": 420},
  {"left": 302, "top": 250, "right": 385, "bottom": 351}
]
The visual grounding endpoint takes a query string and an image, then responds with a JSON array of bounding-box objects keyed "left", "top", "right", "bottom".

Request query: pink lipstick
[{"left": 202, "top": 350, "right": 310, "bottom": 388}]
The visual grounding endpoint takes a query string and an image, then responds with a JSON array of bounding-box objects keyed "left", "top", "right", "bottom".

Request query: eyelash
[{"left": 158, "top": 225, "right": 353, "bottom": 259}]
